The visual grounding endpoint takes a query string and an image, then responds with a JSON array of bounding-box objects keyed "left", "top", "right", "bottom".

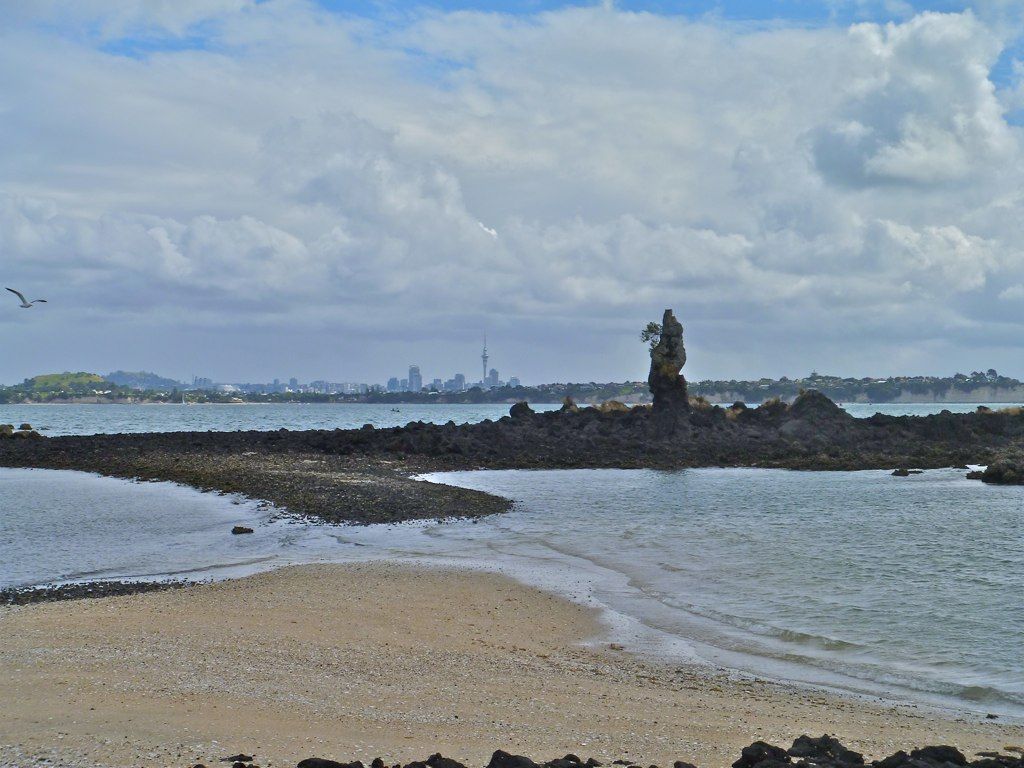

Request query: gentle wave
[
  {"left": 2, "top": 464, "right": 1021, "bottom": 721},
  {"left": 423, "top": 467, "right": 1024, "bottom": 719}
]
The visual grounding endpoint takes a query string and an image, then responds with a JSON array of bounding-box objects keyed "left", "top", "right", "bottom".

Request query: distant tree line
[{"left": 689, "top": 369, "right": 1022, "bottom": 403}]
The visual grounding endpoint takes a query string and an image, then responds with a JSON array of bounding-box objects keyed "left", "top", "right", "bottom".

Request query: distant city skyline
[{"left": 196, "top": 338, "right": 522, "bottom": 394}]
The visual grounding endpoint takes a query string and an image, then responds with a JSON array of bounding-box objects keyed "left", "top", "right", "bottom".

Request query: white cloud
[
  {"left": 1, "top": 2, "right": 1024, "bottom": 381},
  {"left": 1, "top": 0, "right": 255, "bottom": 38},
  {"left": 999, "top": 284, "right": 1024, "bottom": 300},
  {"left": 812, "top": 11, "right": 1015, "bottom": 186},
  {"left": 867, "top": 220, "right": 999, "bottom": 292}
]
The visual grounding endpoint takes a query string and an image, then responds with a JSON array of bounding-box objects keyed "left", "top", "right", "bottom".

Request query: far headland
[{"left": 1, "top": 309, "right": 1023, "bottom": 528}]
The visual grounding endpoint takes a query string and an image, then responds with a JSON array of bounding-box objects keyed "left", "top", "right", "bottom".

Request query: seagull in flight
[{"left": 6, "top": 288, "right": 47, "bottom": 308}]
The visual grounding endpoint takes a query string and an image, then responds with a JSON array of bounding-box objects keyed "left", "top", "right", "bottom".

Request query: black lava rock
[
  {"left": 276, "top": 742, "right": 1024, "bottom": 768},
  {"left": 297, "top": 760, "right": 365, "bottom": 768},
  {"left": 875, "top": 751, "right": 911, "bottom": 768},
  {"left": 403, "top": 755, "right": 469, "bottom": 768},
  {"left": 909, "top": 747, "right": 967, "bottom": 767},
  {"left": 788, "top": 735, "right": 863, "bottom": 765},
  {"left": 487, "top": 752, "right": 540, "bottom": 768},
  {"left": 231, "top": 526, "right": 254, "bottom": 535},
  {"left": 733, "top": 742, "right": 791, "bottom": 768},
  {"left": 982, "top": 450, "right": 1024, "bottom": 484},
  {"left": 427, "top": 755, "right": 468, "bottom": 768},
  {"left": 510, "top": 402, "right": 535, "bottom": 419}
]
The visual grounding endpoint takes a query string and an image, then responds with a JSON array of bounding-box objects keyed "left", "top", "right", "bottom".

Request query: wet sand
[{"left": 0, "top": 563, "right": 1019, "bottom": 768}]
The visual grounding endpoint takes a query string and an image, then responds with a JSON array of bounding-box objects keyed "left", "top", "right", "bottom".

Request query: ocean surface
[
  {"left": 0, "top": 402, "right": 562, "bottom": 437},
  {"left": 0, "top": 400, "right": 1019, "bottom": 436},
  {"left": 1, "top": 462, "right": 1020, "bottom": 721}
]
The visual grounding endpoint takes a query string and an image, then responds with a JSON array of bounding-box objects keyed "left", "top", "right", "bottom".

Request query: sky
[{"left": 3, "top": 1, "right": 1024, "bottom": 386}]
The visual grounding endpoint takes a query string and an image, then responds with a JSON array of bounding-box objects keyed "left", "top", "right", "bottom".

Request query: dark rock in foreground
[
  {"left": 733, "top": 741, "right": 790, "bottom": 768},
  {"left": 788, "top": 735, "right": 864, "bottom": 765},
  {"left": 0, "top": 579, "right": 185, "bottom": 605},
  {"left": 292, "top": 739, "right": 1022, "bottom": 768}
]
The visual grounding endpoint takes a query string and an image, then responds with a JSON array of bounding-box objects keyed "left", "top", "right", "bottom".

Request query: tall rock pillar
[{"left": 648, "top": 308, "right": 689, "bottom": 412}]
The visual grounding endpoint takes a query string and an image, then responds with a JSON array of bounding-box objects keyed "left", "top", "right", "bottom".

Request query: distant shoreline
[{"left": 7, "top": 370, "right": 1024, "bottom": 407}]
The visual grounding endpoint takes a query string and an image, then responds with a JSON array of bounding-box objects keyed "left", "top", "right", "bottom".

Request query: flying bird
[{"left": 6, "top": 288, "right": 47, "bottom": 308}]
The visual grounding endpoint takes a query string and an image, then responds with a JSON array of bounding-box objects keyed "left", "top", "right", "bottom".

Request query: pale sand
[{"left": 0, "top": 563, "right": 1020, "bottom": 768}]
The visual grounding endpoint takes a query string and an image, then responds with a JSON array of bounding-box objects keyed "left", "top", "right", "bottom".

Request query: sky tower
[{"left": 481, "top": 335, "right": 489, "bottom": 383}]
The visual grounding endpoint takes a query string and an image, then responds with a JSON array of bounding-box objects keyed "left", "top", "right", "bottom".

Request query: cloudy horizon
[{"left": 3, "top": 0, "right": 1024, "bottom": 386}]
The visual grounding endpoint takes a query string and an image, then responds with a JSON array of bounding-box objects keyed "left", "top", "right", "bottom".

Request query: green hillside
[
  {"left": 23, "top": 372, "right": 106, "bottom": 391},
  {"left": 0, "top": 372, "right": 124, "bottom": 403}
]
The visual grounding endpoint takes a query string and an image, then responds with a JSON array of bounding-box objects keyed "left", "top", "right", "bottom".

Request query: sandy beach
[{"left": 1, "top": 563, "right": 1020, "bottom": 768}]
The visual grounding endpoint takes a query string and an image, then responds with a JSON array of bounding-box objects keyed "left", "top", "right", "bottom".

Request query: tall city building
[
  {"left": 387, "top": 376, "right": 400, "bottom": 392},
  {"left": 481, "top": 336, "right": 489, "bottom": 384},
  {"left": 487, "top": 368, "right": 500, "bottom": 388},
  {"left": 408, "top": 365, "right": 422, "bottom": 392}
]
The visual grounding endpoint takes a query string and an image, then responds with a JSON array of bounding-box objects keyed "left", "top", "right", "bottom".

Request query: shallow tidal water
[
  {"left": 1, "top": 464, "right": 1020, "bottom": 721},
  {"left": 417, "top": 468, "right": 1024, "bottom": 720}
]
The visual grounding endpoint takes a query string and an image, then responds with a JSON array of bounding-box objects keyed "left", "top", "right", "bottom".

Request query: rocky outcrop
[
  {"left": 0, "top": 424, "right": 42, "bottom": 440},
  {"left": 786, "top": 390, "right": 849, "bottom": 423},
  {"left": 289, "top": 740, "right": 1023, "bottom": 768},
  {"left": 648, "top": 309, "right": 688, "bottom": 412},
  {"left": 509, "top": 401, "right": 535, "bottom": 419},
  {"left": 981, "top": 449, "right": 1024, "bottom": 484}
]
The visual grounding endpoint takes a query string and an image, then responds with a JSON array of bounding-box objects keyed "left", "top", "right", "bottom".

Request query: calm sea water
[
  {"left": 0, "top": 401, "right": 1017, "bottom": 436},
  {"left": 0, "top": 402, "right": 562, "bottom": 436},
  {"left": 1, "top": 464, "right": 1020, "bottom": 720}
]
